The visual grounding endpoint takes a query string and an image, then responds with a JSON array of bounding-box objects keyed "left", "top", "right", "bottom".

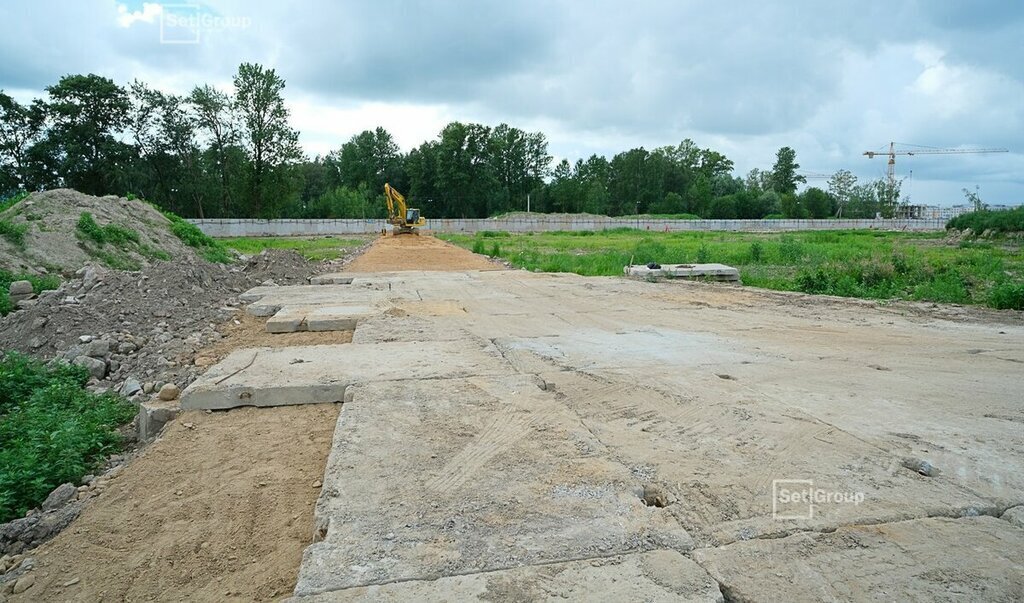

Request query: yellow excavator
[{"left": 383, "top": 183, "right": 426, "bottom": 235}]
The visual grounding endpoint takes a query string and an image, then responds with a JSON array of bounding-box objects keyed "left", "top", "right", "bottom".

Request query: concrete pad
[
  {"left": 351, "top": 316, "right": 476, "bottom": 343},
  {"left": 692, "top": 516, "right": 1024, "bottom": 602},
  {"left": 290, "top": 550, "right": 722, "bottom": 602},
  {"left": 294, "top": 375, "right": 692, "bottom": 595},
  {"left": 544, "top": 370, "right": 991, "bottom": 545},
  {"left": 180, "top": 341, "right": 511, "bottom": 410}
]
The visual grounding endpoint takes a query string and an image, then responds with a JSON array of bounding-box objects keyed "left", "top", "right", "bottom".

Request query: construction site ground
[{"left": 7, "top": 234, "right": 1024, "bottom": 602}]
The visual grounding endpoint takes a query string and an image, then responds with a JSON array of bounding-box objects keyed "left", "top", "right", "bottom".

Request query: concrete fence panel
[{"left": 189, "top": 217, "right": 948, "bottom": 237}]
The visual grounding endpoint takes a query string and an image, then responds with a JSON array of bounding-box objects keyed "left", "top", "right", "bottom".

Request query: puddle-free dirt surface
[{"left": 342, "top": 233, "right": 501, "bottom": 272}]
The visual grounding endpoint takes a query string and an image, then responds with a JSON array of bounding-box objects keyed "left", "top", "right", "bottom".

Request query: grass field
[
  {"left": 220, "top": 236, "right": 368, "bottom": 261},
  {"left": 439, "top": 229, "right": 1024, "bottom": 310}
]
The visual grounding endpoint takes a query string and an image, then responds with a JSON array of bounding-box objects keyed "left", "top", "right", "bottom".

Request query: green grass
[
  {"left": 159, "top": 212, "right": 232, "bottom": 263},
  {"left": 220, "top": 236, "right": 368, "bottom": 261},
  {"left": 0, "top": 352, "right": 137, "bottom": 522},
  {"left": 0, "top": 269, "right": 60, "bottom": 316},
  {"left": 0, "top": 219, "right": 28, "bottom": 247},
  {"left": 439, "top": 230, "right": 1024, "bottom": 310},
  {"left": 76, "top": 212, "right": 140, "bottom": 247}
]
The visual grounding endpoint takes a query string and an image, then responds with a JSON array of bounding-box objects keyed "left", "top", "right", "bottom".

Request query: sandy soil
[
  {"left": 7, "top": 404, "right": 339, "bottom": 602},
  {"left": 343, "top": 234, "right": 501, "bottom": 272}
]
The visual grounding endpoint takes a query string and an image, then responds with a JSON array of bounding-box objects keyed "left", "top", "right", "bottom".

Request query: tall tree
[
  {"left": 189, "top": 84, "right": 240, "bottom": 215},
  {"left": 233, "top": 63, "right": 302, "bottom": 217},
  {"left": 827, "top": 169, "right": 857, "bottom": 218},
  {"left": 44, "top": 74, "right": 131, "bottom": 195},
  {"left": 768, "top": 146, "right": 805, "bottom": 196},
  {"left": 0, "top": 92, "right": 46, "bottom": 191},
  {"left": 336, "top": 127, "right": 404, "bottom": 192}
]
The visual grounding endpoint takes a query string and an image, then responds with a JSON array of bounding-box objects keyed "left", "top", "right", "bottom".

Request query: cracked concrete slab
[
  {"left": 179, "top": 341, "right": 511, "bottom": 410},
  {"left": 294, "top": 375, "right": 692, "bottom": 596},
  {"left": 692, "top": 516, "right": 1024, "bottom": 602},
  {"left": 290, "top": 550, "right": 723, "bottom": 602}
]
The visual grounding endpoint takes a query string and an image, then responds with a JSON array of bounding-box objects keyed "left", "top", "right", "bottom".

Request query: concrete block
[
  {"left": 624, "top": 263, "right": 740, "bottom": 282},
  {"left": 266, "top": 307, "right": 309, "bottom": 333},
  {"left": 289, "top": 550, "right": 722, "bottom": 602},
  {"left": 137, "top": 399, "right": 179, "bottom": 441},
  {"left": 309, "top": 275, "right": 353, "bottom": 285},
  {"left": 180, "top": 341, "right": 511, "bottom": 410},
  {"left": 306, "top": 306, "right": 376, "bottom": 332}
]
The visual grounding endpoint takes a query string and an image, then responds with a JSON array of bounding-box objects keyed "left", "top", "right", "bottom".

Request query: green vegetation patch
[
  {"left": 76, "top": 212, "right": 140, "bottom": 247},
  {"left": 221, "top": 236, "right": 368, "bottom": 261},
  {"left": 0, "top": 352, "right": 137, "bottom": 522},
  {"left": 440, "top": 229, "right": 1024, "bottom": 311},
  {"left": 947, "top": 207, "right": 1024, "bottom": 235},
  {"left": 0, "top": 269, "right": 60, "bottom": 316},
  {"left": 161, "top": 211, "right": 232, "bottom": 263},
  {"left": 0, "top": 219, "right": 28, "bottom": 247}
]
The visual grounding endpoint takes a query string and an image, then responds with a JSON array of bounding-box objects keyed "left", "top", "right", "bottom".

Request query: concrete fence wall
[{"left": 189, "top": 217, "right": 948, "bottom": 237}]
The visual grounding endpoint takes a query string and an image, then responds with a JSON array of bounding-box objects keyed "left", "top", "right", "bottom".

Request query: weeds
[
  {"left": 0, "top": 352, "right": 137, "bottom": 522},
  {"left": 76, "top": 212, "right": 140, "bottom": 247},
  {"left": 947, "top": 207, "right": 1024, "bottom": 235},
  {"left": 0, "top": 220, "right": 28, "bottom": 247},
  {"left": 438, "top": 229, "right": 1024, "bottom": 310}
]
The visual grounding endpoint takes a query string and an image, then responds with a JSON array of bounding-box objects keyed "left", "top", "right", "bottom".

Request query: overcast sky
[{"left": 2, "top": 0, "right": 1021, "bottom": 205}]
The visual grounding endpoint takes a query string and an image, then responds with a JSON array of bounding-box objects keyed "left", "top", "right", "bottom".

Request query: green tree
[
  {"left": 769, "top": 147, "right": 805, "bottom": 195},
  {"left": 233, "top": 63, "right": 302, "bottom": 217},
  {"left": 189, "top": 84, "right": 241, "bottom": 216},
  {"left": 44, "top": 74, "right": 132, "bottom": 195},
  {"left": 336, "top": 127, "right": 404, "bottom": 193},
  {"left": 800, "top": 187, "right": 835, "bottom": 219},
  {"left": 0, "top": 92, "right": 46, "bottom": 191},
  {"left": 827, "top": 169, "right": 857, "bottom": 218}
]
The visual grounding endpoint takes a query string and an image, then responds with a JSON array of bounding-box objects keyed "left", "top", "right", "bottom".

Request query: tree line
[{"left": 0, "top": 64, "right": 900, "bottom": 219}]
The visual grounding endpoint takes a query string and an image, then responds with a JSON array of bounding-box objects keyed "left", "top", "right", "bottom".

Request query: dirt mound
[
  {"left": 0, "top": 189, "right": 200, "bottom": 274},
  {"left": 0, "top": 249, "right": 320, "bottom": 397}
]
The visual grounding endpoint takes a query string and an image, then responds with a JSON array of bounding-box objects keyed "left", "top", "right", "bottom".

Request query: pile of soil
[
  {"left": 0, "top": 249, "right": 316, "bottom": 396},
  {"left": 0, "top": 189, "right": 203, "bottom": 275}
]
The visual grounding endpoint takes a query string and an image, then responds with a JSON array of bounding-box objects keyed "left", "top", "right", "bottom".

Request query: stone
[
  {"left": 85, "top": 340, "right": 110, "bottom": 358},
  {"left": 1002, "top": 505, "right": 1024, "bottom": 529},
  {"left": 117, "top": 341, "right": 137, "bottom": 354},
  {"left": 158, "top": 383, "right": 180, "bottom": 401},
  {"left": 8, "top": 280, "right": 33, "bottom": 297},
  {"left": 143, "top": 382, "right": 155, "bottom": 394},
  {"left": 41, "top": 483, "right": 77, "bottom": 511},
  {"left": 78, "top": 335, "right": 94, "bottom": 343},
  {"left": 30, "top": 317, "right": 47, "bottom": 330},
  {"left": 12, "top": 574, "right": 34, "bottom": 594},
  {"left": 72, "top": 355, "right": 106, "bottom": 380},
  {"left": 120, "top": 378, "right": 142, "bottom": 397}
]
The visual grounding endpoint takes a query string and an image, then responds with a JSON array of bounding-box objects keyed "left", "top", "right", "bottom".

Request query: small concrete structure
[
  {"left": 265, "top": 305, "right": 377, "bottom": 333},
  {"left": 624, "top": 263, "right": 740, "bottom": 282}
]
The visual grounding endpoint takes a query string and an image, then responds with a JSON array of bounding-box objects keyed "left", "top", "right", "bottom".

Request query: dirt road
[{"left": 343, "top": 233, "right": 500, "bottom": 272}]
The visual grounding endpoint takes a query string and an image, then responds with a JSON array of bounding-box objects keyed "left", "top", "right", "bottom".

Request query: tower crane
[{"left": 863, "top": 142, "right": 1008, "bottom": 209}]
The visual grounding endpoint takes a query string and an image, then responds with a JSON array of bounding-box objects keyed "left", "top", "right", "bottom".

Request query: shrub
[
  {"left": 489, "top": 242, "right": 502, "bottom": 257},
  {"left": 0, "top": 352, "right": 137, "bottom": 522},
  {"left": 163, "top": 211, "right": 231, "bottom": 263},
  {"left": 989, "top": 281, "right": 1024, "bottom": 310},
  {"left": 778, "top": 236, "right": 805, "bottom": 263},
  {"left": 479, "top": 230, "right": 511, "bottom": 238},
  {"left": 471, "top": 239, "right": 486, "bottom": 255},
  {"left": 947, "top": 207, "right": 1024, "bottom": 235},
  {"left": 696, "top": 244, "right": 711, "bottom": 263},
  {"left": 749, "top": 241, "right": 764, "bottom": 263}
]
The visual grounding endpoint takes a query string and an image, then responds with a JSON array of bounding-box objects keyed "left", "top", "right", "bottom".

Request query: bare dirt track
[
  {"left": 7, "top": 404, "right": 339, "bottom": 602},
  {"left": 342, "top": 233, "right": 501, "bottom": 272}
]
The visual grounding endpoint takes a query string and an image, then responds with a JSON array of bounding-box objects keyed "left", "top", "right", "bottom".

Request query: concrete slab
[
  {"left": 625, "top": 263, "right": 740, "bottom": 282},
  {"left": 290, "top": 550, "right": 723, "bottom": 602},
  {"left": 310, "top": 276, "right": 353, "bottom": 285},
  {"left": 692, "top": 516, "right": 1024, "bottom": 602},
  {"left": 266, "top": 306, "right": 310, "bottom": 333},
  {"left": 179, "top": 341, "right": 511, "bottom": 410},
  {"left": 265, "top": 305, "right": 378, "bottom": 333},
  {"left": 293, "top": 375, "right": 692, "bottom": 596}
]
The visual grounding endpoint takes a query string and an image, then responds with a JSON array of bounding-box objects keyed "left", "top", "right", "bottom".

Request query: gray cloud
[{"left": 0, "top": 0, "right": 1020, "bottom": 203}]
